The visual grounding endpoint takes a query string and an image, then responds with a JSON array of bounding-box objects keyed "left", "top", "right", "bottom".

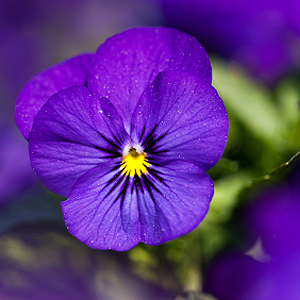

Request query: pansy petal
[
  {"left": 15, "top": 53, "right": 94, "bottom": 140},
  {"left": 29, "top": 85, "right": 129, "bottom": 197},
  {"left": 87, "top": 27, "right": 212, "bottom": 130},
  {"left": 61, "top": 159, "right": 213, "bottom": 251},
  {"left": 131, "top": 71, "right": 228, "bottom": 170},
  {"left": 61, "top": 163, "right": 141, "bottom": 251},
  {"left": 138, "top": 160, "right": 213, "bottom": 245}
]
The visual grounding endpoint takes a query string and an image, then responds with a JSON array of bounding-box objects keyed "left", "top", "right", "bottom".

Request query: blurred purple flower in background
[
  {"left": 159, "top": 0, "right": 300, "bottom": 85},
  {"left": 15, "top": 27, "right": 228, "bottom": 250},
  {"left": 204, "top": 162, "right": 300, "bottom": 300},
  {"left": 0, "top": 1, "right": 49, "bottom": 204},
  {"left": 204, "top": 252, "right": 268, "bottom": 300},
  {"left": 0, "top": 29, "right": 41, "bottom": 205},
  {"left": 0, "top": 124, "right": 36, "bottom": 206},
  {"left": 247, "top": 174, "right": 300, "bottom": 260}
]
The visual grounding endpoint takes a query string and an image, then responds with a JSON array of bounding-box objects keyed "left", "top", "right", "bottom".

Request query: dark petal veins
[
  {"left": 15, "top": 53, "right": 94, "bottom": 140},
  {"left": 139, "top": 126, "right": 146, "bottom": 143},
  {"left": 29, "top": 85, "right": 129, "bottom": 197},
  {"left": 137, "top": 160, "right": 213, "bottom": 246},
  {"left": 141, "top": 124, "right": 158, "bottom": 148},
  {"left": 93, "top": 144, "right": 122, "bottom": 159},
  {"left": 144, "top": 165, "right": 166, "bottom": 185},
  {"left": 141, "top": 172, "right": 157, "bottom": 204},
  {"left": 61, "top": 159, "right": 213, "bottom": 251},
  {"left": 142, "top": 127, "right": 167, "bottom": 156},
  {"left": 61, "top": 163, "right": 141, "bottom": 251},
  {"left": 88, "top": 27, "right": 212, "bottom": 131},
  {"left": 131, "top": 70, "right": 229, "bottom": 171},
  {"left": 106, "top": 171, "right": 127, "bottom": 200},
  {"left": 97, "top": 132, "right": 122, "bottom": 150},
  {"left": 132, "top": 174, "right": 144, "bottom": 194}
]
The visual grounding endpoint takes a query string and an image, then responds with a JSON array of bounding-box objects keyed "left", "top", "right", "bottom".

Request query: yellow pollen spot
[{"left": 122, "top": 147, "right": 149, "bottom": 177}]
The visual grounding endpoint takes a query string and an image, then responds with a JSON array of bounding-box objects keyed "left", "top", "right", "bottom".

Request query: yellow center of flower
[{"left": 122, "top": 147, "right": 149, "bottom": 177}]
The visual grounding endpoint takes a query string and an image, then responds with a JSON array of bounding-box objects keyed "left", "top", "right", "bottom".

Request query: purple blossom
[
  {"left": 160, "top": 0, "right": 300, "bottom": 85},
  {"left": 245, "top": 164, "right": 300, "bottom": 260},
  {"left": 205, "top": 245, "right": 300, "bottom": 300},
  {"left": 15, "top": 27, "right": 228, "bottom": 251},
  {"left": 204, "top": 252, "right": 268, "bottom": 300},
  {"left": 205, "top": 163, "right": 300, "bottom": 300}
]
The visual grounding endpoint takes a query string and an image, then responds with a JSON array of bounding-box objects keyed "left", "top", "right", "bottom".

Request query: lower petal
[
  {"left": 61, "top": 163, "right": 141, "bottom": 251},
  {"left": 61, "top": 159, "right": 213, "bottom": 250}
]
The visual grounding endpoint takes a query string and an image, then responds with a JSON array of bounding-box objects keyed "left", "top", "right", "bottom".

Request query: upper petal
[
  {"left": 61, "top": 159, "right": 213, "bottom": 251},
  {"left": 87, "top": 27, "right": 212, "bottom": 131},
  {"left": 15, "top": 53, "right": 94, "bottom": 140},
  {"left": 29, "top": 85, "right": 129, "bottom": 197},
  {"left": 131, "top": 71, "right": 229, "bottom": 170}
]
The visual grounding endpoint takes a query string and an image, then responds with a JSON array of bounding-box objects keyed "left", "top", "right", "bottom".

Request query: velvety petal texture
[
  {"left": 17, "top": 27, "right": 228, "bottom": 251},
  {"left": 87, "top": 27, "right": 212, "bottom": 130},
  {"left": 131, "top": 71, "right": 228, "bottom": 170},
  {"left": 61, "top": 160, "right": 213, "bottom": 250},
  {"left": 15, "top": 53, "right": 93, "bottom": 140},
  {"left": 29, "top": 85, "right": 129, "bottom": 197}
]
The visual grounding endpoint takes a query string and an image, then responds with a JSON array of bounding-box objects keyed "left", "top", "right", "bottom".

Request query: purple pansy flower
[{"left": 15, "top": 27, "right": 228, "bottom": 251}]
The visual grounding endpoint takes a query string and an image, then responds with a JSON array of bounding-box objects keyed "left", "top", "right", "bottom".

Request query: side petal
[
  {"left": 131, "top": 71, "right": 229, "bottom": 171},
  {"left": 61, "top": 159, "right": 213, "bottom": 251},
  {"left": 29, "top": 85, "right": 129, "bottom": 197},
  {"left": 15, "top": 53, "right": 94, "bottom": 140},
  {"left": 87, "top": 27, "right": 212, "bottom": 131}
]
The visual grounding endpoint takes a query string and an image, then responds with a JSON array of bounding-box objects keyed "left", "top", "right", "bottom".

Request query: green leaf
[{"left": 211, "top": 58, "right": 283, "bottom": 148}]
